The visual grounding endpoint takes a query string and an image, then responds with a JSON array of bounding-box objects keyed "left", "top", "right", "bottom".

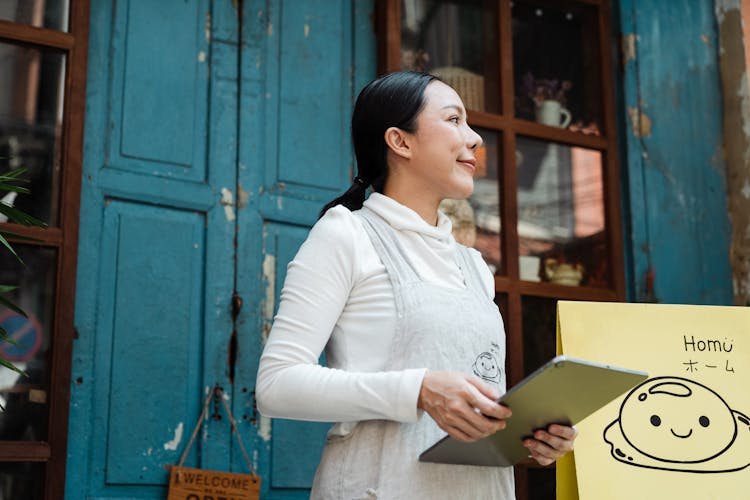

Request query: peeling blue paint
[{"left": 618, "top": 0, "right": 733, "bottom": 304}]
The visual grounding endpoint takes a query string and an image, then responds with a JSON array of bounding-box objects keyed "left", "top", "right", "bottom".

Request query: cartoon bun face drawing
[
  {"left": 604, "top": 376, "right": 750, "bottom": 473},
  {"left": 619, "top": 377, "right": 736, "bottom": 462},
  {"left": 472, "top": 352, "right": 500, "bottom": 384}
]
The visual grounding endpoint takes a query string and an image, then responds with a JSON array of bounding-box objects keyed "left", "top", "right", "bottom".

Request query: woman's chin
[{"left": 449, "top": 181, "right": 474, "bottom": 200}]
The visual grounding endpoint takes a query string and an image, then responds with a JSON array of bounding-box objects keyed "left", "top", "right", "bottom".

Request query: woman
[{"left": 256, "top": 71, "right": 576, "bottom": 499}]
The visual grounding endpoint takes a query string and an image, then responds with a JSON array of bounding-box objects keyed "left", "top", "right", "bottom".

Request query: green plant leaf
[
  {"left": 0, "top": 203, "right": 46, "bottom": 227},
  {"left": 0, "top": 294, "right": 26, "bottom": 317},
  {"left": 0, "top": 170, "right": 31, "bottom": 197},
  {"left": 0, "top": 166, "right": 37, "bottom": 378},
  {"left": 0, "top": 231, "right": 41, "bottom": 244},
  {"left": 0, "top": 325, "right": 21, "bottom": 347},
  {"left": 0, "top": 357, "right": 26, "bottom": 376},
  {"left": 0, "top": 183, "right": 30, "bottom": 195},
  {"left": 0, "top": 233, "right": 21, "bottom": 262},
  {"left": 0, "top": 167, "right": 31, "bottom": 181}
]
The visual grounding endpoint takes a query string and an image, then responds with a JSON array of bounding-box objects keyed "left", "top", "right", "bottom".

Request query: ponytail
[
  {"left": 319, "top": 71, "right": 439, "bottom": 219},
  {"left": 318, "top": 177, "right": 371, "bottom": 218}
]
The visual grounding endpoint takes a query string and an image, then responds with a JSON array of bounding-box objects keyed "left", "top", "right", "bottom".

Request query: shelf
[
  {"left": 0, "top": 441, "right": 51, "bottom": 462},
  {"left": 494, "top": 276, "right": 619, "bottom": 301}
]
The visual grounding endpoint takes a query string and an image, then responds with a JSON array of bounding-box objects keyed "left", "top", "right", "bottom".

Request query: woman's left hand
[{"left": 523, "top": 424, "right": 578, "bottom": 466}]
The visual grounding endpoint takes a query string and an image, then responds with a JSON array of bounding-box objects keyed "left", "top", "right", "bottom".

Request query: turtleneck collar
[{"left": 362, "top": 192, "right": 454, "bottom": 242}]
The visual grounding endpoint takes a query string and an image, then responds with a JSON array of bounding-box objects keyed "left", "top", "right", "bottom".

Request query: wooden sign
[
  {"left": 167, "top": 466, "right": 260, "bottom": 500},
  {"left": 555, "top": 301, "right": 750, "bottom": 500}
]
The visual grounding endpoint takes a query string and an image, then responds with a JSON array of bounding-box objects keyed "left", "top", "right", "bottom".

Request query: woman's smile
[{"left": 457, "top": 157, "right": 477, "bottom": 173}]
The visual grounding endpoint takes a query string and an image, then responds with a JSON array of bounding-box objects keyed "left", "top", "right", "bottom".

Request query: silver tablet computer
[{"left": 419, "top": 355, "right": 648, "bottom": 467}]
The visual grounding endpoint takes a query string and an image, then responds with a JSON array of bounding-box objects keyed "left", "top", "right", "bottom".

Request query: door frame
[{"left": 0, "top": 1, "right": 90, "bottom": 497}]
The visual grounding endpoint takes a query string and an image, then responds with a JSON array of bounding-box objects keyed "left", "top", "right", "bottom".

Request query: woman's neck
[{"left": 382, "top": 180, "right": 441, "bottom": 226}]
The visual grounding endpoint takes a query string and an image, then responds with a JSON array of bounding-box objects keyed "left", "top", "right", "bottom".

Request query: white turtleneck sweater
[{"left": 255, "top": 193, "right": 496, "bottom": 427}]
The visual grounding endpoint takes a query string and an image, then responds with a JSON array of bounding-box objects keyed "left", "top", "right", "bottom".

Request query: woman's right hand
[{"left": 417, "top": 370, "right": 512, "bottom": 442}]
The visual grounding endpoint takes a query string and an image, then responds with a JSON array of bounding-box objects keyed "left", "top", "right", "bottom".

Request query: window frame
[
  {"left": 0, "top": 0, "right": 90, "bottom": 497},
  {"left": 376, "top": 0, "right": 625, "bottom": 497}
]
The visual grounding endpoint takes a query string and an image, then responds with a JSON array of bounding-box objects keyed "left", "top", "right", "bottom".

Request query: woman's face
[{"left": 405, "top": 81, "right": 482, "bottom": 201}]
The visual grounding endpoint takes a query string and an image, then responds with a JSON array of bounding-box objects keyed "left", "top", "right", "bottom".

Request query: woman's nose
[{"left": 466, "top": 126, "right": 483, "bottom": 150}]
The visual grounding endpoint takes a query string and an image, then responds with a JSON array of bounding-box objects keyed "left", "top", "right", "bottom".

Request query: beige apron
[{"left": 311, "top": 207, "right": 515, "bottom": 500}]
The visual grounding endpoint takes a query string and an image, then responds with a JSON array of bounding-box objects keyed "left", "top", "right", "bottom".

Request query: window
[
  {"left": 0, "top": 1, "right": 89, "bottom": 497},
  {"left": 377, "top": 0, "right": 625, "bottom": 497}
]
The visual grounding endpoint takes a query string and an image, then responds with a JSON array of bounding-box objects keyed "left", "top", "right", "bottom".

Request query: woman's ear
[{"left": 384, "top": 126, "right": 412, "bottom": 160}]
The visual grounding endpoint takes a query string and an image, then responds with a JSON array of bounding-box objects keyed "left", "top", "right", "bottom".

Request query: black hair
[{"left": 319, "top": 71, "right": 440, "bottom": 218}]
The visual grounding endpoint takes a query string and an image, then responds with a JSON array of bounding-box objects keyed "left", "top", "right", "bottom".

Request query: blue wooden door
[
  {"left": 234, "top": 2, "right": 375, "bottom": 497},
  {"left": 67, "top": 1, "right": 374, "bottom": 499}
]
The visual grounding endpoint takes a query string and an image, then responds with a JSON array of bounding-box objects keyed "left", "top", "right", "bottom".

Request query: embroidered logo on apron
[{"left": 472, "top": 342, "right": 502, "bottom": 384}]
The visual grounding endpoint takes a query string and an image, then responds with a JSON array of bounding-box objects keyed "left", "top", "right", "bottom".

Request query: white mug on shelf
[
  {"left": 519, "top": 255, "right": 541, "bottom": 282},
  {"left": 535, "top": 100, "right": 572, "bottom": 128}
]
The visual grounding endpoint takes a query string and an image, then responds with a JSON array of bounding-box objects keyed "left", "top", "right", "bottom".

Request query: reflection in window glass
[
  {"left": 401, "top": 0, "right": 500, "bottom": 113},
  {"left": 0, "top": 42, "right": 66, "bottom": 226},
  {"left": 0, "top": 0, "right": 69, "bottom": 32},
  {"left": 440, "top": 128, "right": 501, "bottom": 273},
  {"left": 522, "top": 296, "right": 556, "bottom": 377},
  {"left": 0, "top": 462, "right": 44, "bottom": 499},
  {"left": 0, "top": 245, "right": 57, "bottom": 442},
  {"left": 516, "top": 137, "right": 607, "bottom": 286},
  {"left": 512, "top": 0, "right": 602, "bottom": 133},
  {"left": 527, "top": 467, "right": 555, "bottom": 500}
]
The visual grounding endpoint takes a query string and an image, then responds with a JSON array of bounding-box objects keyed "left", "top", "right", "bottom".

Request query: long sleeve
[{"left": 255, "top": 205, "right": 426, "bottom": 423}]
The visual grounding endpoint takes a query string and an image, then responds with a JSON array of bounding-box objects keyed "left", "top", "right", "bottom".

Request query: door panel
[
  {"left": 100, "top": 201, "right": 205, "bottom": 486},
  {"left": 70, "top": 0, "right": 238, "bottom": 498},
  {"left": 113, "top": 0, "right": 209, "bottom": 179},
  {"left": 235, "top": 1, "right": 375, "bottom": 497},
  {"left": 70, "top": 0, "right": 376, "bottom": 498},
  {"left": 256, "top": 0, "right": 355, "bottom": 220},
  {"left": 275, "top": 0, "right": 353, "bottom": 190}
]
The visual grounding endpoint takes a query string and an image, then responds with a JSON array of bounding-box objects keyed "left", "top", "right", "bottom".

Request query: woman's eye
[{"left": 449, "top": 116, "right": 460, "bottom": 124}]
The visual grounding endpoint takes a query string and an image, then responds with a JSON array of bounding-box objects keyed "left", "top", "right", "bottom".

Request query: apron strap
[
  {"left": 356, "top": 208, "right": 421, "bottom": 285},
  {"left": 454, "top": 244, "right": 490, "bottom": 298}
]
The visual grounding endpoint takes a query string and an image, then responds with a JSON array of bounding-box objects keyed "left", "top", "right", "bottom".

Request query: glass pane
[
  {"left": 0, "top": 0, "right": 69, "bottom": 32},
  {"left": 0, "top": 245, "right": 57, "bottom": 442},
  {"left": 522, "top": 296, "right": 556, "bottom": 377},
  {"left": 0, "top": 462, "right": 45, "bottom": 499},
  {"left": 516, "top": 137, "right": 608, "bottom": 287},
  {"left": 527, "top": 467, "right": 555, "bottom": 500},
  {"left": 512, "top": 1, "right": 603, "bottom": 134},
  {"left": 0, "top": 42, "right": 66, "bottom": 226},
  {"left": 401, "top": 0, "right": 500, "bottom": 113},
  {"left": 440, "top": 128, "right": 502, "bottom": 273}
]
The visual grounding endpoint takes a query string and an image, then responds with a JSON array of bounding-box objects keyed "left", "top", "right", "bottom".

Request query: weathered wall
[
  {"left": 618, "top": 0, "right": 734, "bottom": 304},
  {"left": 716, "top": 0, "right": 750, "bottom": 305}
]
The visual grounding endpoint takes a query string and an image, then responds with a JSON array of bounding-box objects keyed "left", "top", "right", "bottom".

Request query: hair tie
[{"left": 353, "top": 176, "right": 370, "bottom": 188}]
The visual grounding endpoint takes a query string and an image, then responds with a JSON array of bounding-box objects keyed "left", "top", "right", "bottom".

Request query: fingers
[
  {"left": 465, "top": 389, "right": 511, "bottom": 421},
  {"left": 440, "top": 393, "right": 503, "bottom": 440},
  {"left": 465, "top": 378, "right": 512, "bottom": 422},
  {"left": 466, "top": 374, "right": 501, "bottom": 401},
  {"left": 450, "top": 377, "right": 511, "bottom": 439},
  {"left": 547, "top": 424, "right": 578, "bottom": 444},
  {"left": 419, "top": 371, "right": 511, "bottom": 442},
  {"left": 444, "top": 424, "right": 474, "bottom": 443},
  {"left": 524, "top": 424, "right": 578, "bottom": 466}
]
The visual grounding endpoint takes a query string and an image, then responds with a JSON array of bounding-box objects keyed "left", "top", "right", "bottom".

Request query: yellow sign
[
  {"left": 167, "top": 466, "right": 260, "bottom": 500},
  {"left": 556, "top": 301, "right": 750, "bottom": 500}
]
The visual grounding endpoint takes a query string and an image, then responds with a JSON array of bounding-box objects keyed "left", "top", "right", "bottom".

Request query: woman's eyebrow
[{"left": 441, "top": 104, "right": 465, "bottom": 116}]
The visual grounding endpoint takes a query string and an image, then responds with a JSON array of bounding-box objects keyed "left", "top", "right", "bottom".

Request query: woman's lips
[{"left": 458, "top": 158, "right": 476, "bottom": 172}]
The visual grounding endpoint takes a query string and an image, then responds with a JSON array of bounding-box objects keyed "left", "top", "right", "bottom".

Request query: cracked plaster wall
[{"left": 716, "top": 0, "right": 750, "bottom": 305}]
